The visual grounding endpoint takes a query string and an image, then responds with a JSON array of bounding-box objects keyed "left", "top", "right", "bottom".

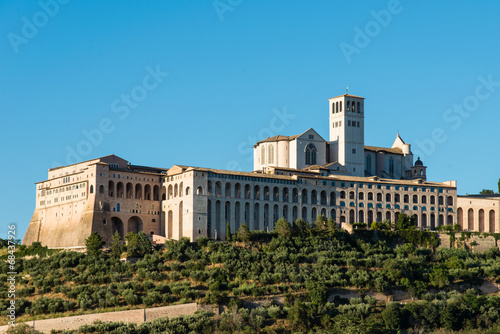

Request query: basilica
[{"left": 22, "top": 93, "right": 497, "bottom": 248}]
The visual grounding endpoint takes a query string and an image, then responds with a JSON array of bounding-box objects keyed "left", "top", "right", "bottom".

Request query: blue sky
[{"left": 1, "top": 1, "right": 500, "bottom": 240}]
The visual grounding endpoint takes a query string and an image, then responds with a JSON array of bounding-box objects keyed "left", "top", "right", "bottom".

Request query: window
[
  {"left": 261, "top": 146, "right": 265, "bottom": 164},
  {"left": 348, "top": 120, "right": 351, "bottom": 126},
  {"left": 268, "top": 145, "right": 274, "bottom": 164},
  {"left": 352, "top": 149, "right": 356, "bottom": 154},
  {"left": 309, "top": 135, "right": 314, "bottom": 139},
  {"left": 305, "top": 143, "right": 317, "bottom": 165}
]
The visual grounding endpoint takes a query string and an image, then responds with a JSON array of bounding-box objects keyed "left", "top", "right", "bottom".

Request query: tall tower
[{"left": 328, "top": 94, "right": 365, "bottom": 176}]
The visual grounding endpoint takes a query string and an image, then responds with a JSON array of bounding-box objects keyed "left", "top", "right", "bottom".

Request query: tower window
[{"left": 305, "top": 144, "right": 317, "bottom": 165}]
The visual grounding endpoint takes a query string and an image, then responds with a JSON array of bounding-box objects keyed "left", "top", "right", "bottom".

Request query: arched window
[
  {"left": 268, "top": 145, "right": 274, "bottom": 164},
  {"left": 90, "top": 185, "right": 94, "bottom": 194},
  {"left": 261, "top": 146, "right": 266, "bottom": 164},
  {"left": 357, "top": 101, "right": 360, "bottom": 113},
  {"left": 305, "top": 144, "right": 317, "bottom": 165}
]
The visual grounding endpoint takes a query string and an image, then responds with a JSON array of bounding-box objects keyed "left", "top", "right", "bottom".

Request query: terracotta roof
[
  {"left": 329, "top": 94, "right": 365, "bottom": 100},
  {"left": 166, "top": 165, "right": 456, "bottom": 188},
  {"left": 364, "top": 146, "right": 404, "bottom": 155},
  {"left": 254, "top": 134, "right": 300, "bottom": 146}
]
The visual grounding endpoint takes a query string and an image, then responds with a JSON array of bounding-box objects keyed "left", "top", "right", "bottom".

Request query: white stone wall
[{"left": 457, "top": 196, "right": 500, "bottom": 232}]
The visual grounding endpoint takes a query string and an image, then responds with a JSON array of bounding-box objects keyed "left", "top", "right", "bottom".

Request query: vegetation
[{"left": 3, "top": 219, "right": 500, "bottom": 333}]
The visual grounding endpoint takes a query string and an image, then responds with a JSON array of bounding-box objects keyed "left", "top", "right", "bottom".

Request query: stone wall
[{"left": 0, "top": 303, "right": 199, "bottom": 334}]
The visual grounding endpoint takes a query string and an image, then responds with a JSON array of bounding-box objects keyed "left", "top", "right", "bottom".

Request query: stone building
[
  {"left": 457, "top": 194, "right": 500, "bottom": 232},
  {"left": 24, "top": 93, "right": 464, "bottom": 247}
]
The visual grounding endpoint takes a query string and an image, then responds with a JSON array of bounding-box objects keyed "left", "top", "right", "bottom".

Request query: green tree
[
  {"left": 85, "top": 232, "right": 104, "bottom": 256},
  {"left": 237, "top": 223, "right": 251, "bottom": 242},
  {"left": 226, "top": 221, "right": 232, "bottom": 241},
  {"left": 498, "top": 178, "right": 500, "bottom": 193},
  {"left": 293, "top": 219, "right": 310, "bottom": 237},
  {"left": 395, "top": 214, "right": 416, "bottom": 230},
  {"left": 381, "top": 302, "right": 402, "bottom": 330},
  {"left": 125, "top": 232, "right": 139, "bottom": 256},
  {"left": 480, "top": 189, "right": 494, "bottom": 195},
  {"left": 110, "top": 230, "right": 123, "bottom": 258},
  {"left": 313, "top": 215, "right": 328, "bottom": 235},
  {"left": 274, "top": 218, "right": 292, "bottom": 237},
  {"left": 136, "top": 231, "right": 153, "bottom": 256}
]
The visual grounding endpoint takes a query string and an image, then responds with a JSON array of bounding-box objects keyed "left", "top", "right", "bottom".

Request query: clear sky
[{"left": 1, "top": 1, "right": 500, "bottom": 240}]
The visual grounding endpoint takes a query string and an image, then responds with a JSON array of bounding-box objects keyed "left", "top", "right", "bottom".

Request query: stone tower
[{"left": 328, "top": 94, "right": 365, "bottom": 176}]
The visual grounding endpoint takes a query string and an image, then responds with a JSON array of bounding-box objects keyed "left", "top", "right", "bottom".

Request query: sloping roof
[
  {"left": 364, "top": 146, "right": 404, "bottom": 155},
  {"left": 166, "top": 164, "right": 456, "bottom": 188},
  {"left": 254, "top": 128, "right": 325, "bottom": 147},
  {"left": 329, "top": 93, "right": 365, "bottom": 100},
  {"left": 48, "top": 154, "right": 127, "bottom": 171}
]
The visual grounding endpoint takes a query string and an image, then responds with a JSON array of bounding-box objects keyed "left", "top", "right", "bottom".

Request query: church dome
[{"left": 415, "top": 157, "right": 423, "bottom": 166}]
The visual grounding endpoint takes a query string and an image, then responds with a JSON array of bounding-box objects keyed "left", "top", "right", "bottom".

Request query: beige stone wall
[
  {"left": 457, "top": 196, "right": 500, "bottom": 232},
  {"left": 0, "top": 303, "right": 199, "bottom": 334}
]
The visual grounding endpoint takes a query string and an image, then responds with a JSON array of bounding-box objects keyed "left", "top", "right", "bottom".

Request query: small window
[{"left": 352, "top": 149, "right": 356, "bottom": 154}]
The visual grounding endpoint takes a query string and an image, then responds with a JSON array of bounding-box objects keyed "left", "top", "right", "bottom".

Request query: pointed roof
[{"left": 391, "top": 132, "right": 406, "bottom": 148}]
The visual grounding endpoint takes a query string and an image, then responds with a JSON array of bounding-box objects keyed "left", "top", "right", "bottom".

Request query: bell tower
[{"left": 328, "top": 94, "right": 365, "bottom": 176}]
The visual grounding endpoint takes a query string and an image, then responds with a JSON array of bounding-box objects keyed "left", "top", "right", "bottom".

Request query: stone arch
[
  {"left": 302, "top": 206, "right": 308, "bottom": 221},
  {"left": 235, "top": 201, "right": 241, "bottom": 231},
  {"left": 457, "top": 207, "right": 463, "bottom": 229},
  {"left": 116, "top": 182, "right": 124, "bottom": 198},
  {"left": 320, "top": 190, "right": 327, "bottom": 205},
  {"left": 302, "top": 189, "right": 308, "bottom": 204},
  {"left": 215, "top": 182, "right": 222, "bottom": 197},
  {"left": 207, "top": 200, "right": 212, "bottom": 238},
  {"left": 126, "top": 182, "right": 133, "bottom": 199},
  {"left": 489, "top": 210, "right": 496, "bottom": 232},
  {"left": 207, "top": 181, "right": 212, "bottom": 196},
  {"left": 179, "top": 201, "right": 183, "bottom": 239},
  {"left": 479, "top": 209, "right": 485, "bottom": 232},
  {"left": 108, "top": 180, "right": 114, "bottom": 197},
  {"left": 244, "top": 184, "right": 251, "bottom": 199},
  {"left": 292, "top": 206, "right": 298, "bottom": 222},
  {"left": 167, "top": 210, "right": 173, "bottom": 239},
  {"left": 312, "top": 207, "right": 318, "bottom": 222},
  {"left": 168, "top": 185, "right": 173, "bottom": 199},
  {"left": 422, "top": 213, "right": 427, "bottom": 229},
  {"left": 254, "top": 185, "right": 260, "bottom": 200},
  {"left": 349, "top": 209, "right": 355, "bottom": 224},
  {"left": 153, "top": 185, "right": 160, "bottom": 201},
  {"left": 197, "top": 186, "right": 203, "bottom": 195},
  {"left": 174, "top": 184, "right": 179, "bottom": 197},
  {"left": 179, "top": 182, "right": 183, "bottom": 197},
  {"left": 264, "top": 186, "right": 270, "bottom": 200},
  {"left": 127, "top": 216, "right": 143, "bottom": 234},
  {"left": 283, "top": 188, "right": 289, "bottom": 202},
  {"left": 225, "top": 182, "right": 231, "bottom": 197},
  {"left": 311, "top": 190, "right": 318, "bottom": 204},
  {"left": 135, "top": 184, "right": 142, "bottom": 199},
  {"left": 293, "top": 188, "right": 299, "bottom": 203},
  {"left": 330, "top": 191, "right": 336, "bottom": 205},
  {"left": 468, "top": 208, "right": 474, "bottom": 231},
  {"left": 111, "top": 217, "right": 124, "bottom": 237},
  {"left": 215, "top": 200, "right": 222, "bottom": 239},
  {"left": 253, "top": 203, "right": 260, "bottom": 230},
  {"left": 145, "top": 184, "right": 151, "bottom": 200},
  {"left": 99, "top": 185, "right": 104, "bottom": 194},
  {"left": 273, "top": 187, "right": 280, "bottom": 201},
  {"left": 235, "top": 183, "right": 241, "bottom": 198}
]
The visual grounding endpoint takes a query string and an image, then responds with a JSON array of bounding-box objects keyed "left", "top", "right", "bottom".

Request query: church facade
[{"left": 24, "top": 93, "right": 481, "bottom": 248}]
